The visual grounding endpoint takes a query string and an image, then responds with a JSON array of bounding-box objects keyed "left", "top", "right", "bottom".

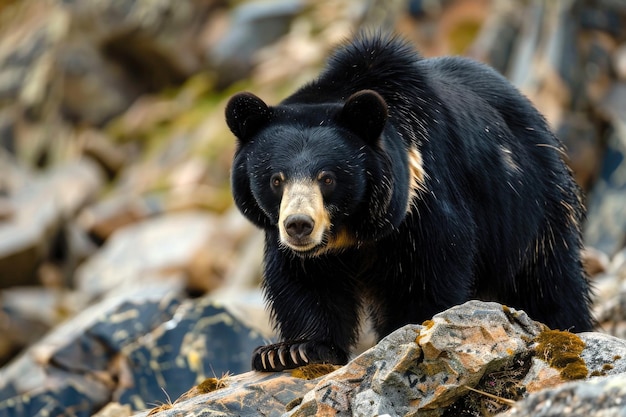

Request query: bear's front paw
[{"left": 251, "top": 340, "right": 348, "bottom": 372}]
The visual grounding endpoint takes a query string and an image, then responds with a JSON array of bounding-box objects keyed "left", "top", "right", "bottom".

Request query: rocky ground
[{"left": 1, "top": 0, "right": 626, "bottom": 416}]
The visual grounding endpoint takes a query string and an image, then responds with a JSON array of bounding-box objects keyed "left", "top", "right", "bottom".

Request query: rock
[
  {"left": 520, "top": 331, "right": 626, "bottom": 396},
  {"left": 584, "top": 83, "right": 626, "bottom": 256},
  {"left": 555, "top": 112, "right": 602, "bottom": 191},
  {"left": 289, "top": 301, "right": 542, "bottom": 417},
  {"left": 593, "top": 249, "right": 626, "bottom": 339},
  {"left": 615, "top": 43, "right": 626, "bottom": 80},
  {"left": 131, "top": 301, "right": 541, "bottom": 416},
  {"left": 0, "top": 280, "right": 266, "bottom": 416},
  {"left": 93, "top": 402, "right": 132, "bottom": 417},
  {"left": 0, "top": 159, "right": 104, "bottom": 288},
  {"left": 207, "top": 0, "right": 305, "bottom": 88},
  {"left": 466, "top": 1, "right": 520, "bottom": 75},
  {"left": 0, "top": 287, "right": 74, "bottom": 366},
  {"left": 76, "top": 193, "right": 165, "bottom": 242},
  {"left": 133, "top": 370, "right": 324, "bottom": 417},
  {"left": 114, "top": 297, "right": 269, "bottom": 411},
  {"left": 79, "top": 129, "right": 128, "bottom": 179},
  {"left": 75, "top": 209, "right": 258, "bottom": 297},
  {"left": 75, "top": 211, "right": 221, "bottom": 298},
  {"left": 0, "top": 0, "right": 222, "bottom": 128},
  {"left": 118, "top": 301, "right": 626, "bottom": 417},
  {"left": 579, "top": 332, "right": 626, "bottom": 377},
  {"left": 499, "top": 373, "right": 626, "bottom": 417},
  {"left": 0, "top": 281, "right": 184, "bottom": 417},
  {"left": 0, "top": 1, "right": 69, "bottom": 118}
]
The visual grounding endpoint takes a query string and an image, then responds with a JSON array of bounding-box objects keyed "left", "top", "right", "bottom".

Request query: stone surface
[
  {"left": 288, "top": 301, "right": 542, "bottom": 416},
  {"left": 584, "top": 84, "right": 626, "bottom": 256},
  {"left": 133, "top": 371, "right": 320, "bottom": 417},
  {"left": 500, "top": 373, "right": 626, "bottom": 417},
  {"left": 74, "top": 211, "right": 220, "bottom": 298},
  {"left": 594, "top": 249, "right": 626, "bottom": 339},
  {"left": 120, "top": 301, "right": 626, "bottom": 417},
  {"left": 208, "top": 0, "right": 305, "bottom": 88},
  {"left": 0, "top": 159, "right": 104, "bottom": 288},
  {"left": 115, "top": 297, "right": 268, "bottom": 410},
  {"left": 0, "top": 288, "right": 266, "bottom": 416},
  {"left": 0, "top": 282, "right": 183, "bottom": 417}
]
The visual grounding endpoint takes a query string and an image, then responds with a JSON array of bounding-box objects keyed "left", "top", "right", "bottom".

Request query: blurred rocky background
[{"left": 0, "top": 0, "right": 625, "bottom": 416}]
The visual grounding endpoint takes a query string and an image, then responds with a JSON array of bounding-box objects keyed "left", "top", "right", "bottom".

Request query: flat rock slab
[
  {"left": 133, "top": 371, "right": 319, "bottom": 417},
  {"left": 0, "top": 291, "right": 266, "bottom": 417}
]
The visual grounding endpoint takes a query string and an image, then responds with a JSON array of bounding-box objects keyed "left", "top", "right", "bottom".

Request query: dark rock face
[{"left": 0, "top": 295, "right": 266, "bottom": 417}]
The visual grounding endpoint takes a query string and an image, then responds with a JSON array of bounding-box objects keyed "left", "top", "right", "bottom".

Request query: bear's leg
[
  {"left": 252, "top": 237, "right": 360, "bottom": 372},
  {"left": 507, "top": 229, "right": 593, "bottom": 332}
]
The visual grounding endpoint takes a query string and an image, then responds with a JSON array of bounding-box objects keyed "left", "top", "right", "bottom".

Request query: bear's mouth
[
  {"left": 282, "top": 227, "right": 357, "bottom": 258},
  {"left": 282, "top": 238, "right": 326, "bottom": 257}
]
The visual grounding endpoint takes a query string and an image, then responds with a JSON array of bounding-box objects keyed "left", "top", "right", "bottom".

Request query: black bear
[{"left": 225, "top": 34, "right": 593, "bottom": 372}]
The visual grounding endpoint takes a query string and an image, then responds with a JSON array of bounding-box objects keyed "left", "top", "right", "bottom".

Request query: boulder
[
  {"left": 118, "top": 301, "right": 626, "bottom": 417},
  {"left": 0, "top": 288, "right": 267, "bottom": 417},
  {"left": 0, "top": 159, "right": 104, "bottom": 288}
]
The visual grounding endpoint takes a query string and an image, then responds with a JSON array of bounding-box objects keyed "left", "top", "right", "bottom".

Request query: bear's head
[{"left": 226, "top": 90, "right": 411, "bottom": 257}]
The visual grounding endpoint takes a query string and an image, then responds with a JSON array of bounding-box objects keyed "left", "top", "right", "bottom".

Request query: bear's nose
[{"left": 284, "top": 214, "right": 314, "bottom": 239}]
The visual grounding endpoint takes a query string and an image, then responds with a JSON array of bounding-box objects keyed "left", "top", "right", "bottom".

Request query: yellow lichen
[
  {"left": 602, "top": 363, "right": 614, "bottom": 371},
  {"left": 534, "top": 329, "right": 587, "bottom": 380},
  {"left": 195, "top": 375, "right": 230, "bottom": 393},
  {"left": 422, "top": 319, "right": 435, "bottom": 329},
  {"left": 290, "top": 363, "right": 339, "bottom": 380}
]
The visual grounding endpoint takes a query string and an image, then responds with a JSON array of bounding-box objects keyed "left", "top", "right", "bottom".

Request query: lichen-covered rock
[
  {"left": 520, "top": 330, "right": 626, "bottom": 395},
  {"left": 288, "top": 301, "right": 542, "bottom": 416},
  {"left": 115, "top": 297, "right": 268, "bottom": 410},
  {"left": 131, "top": 371, "right": 324, "bottom": 417},
  {"left": 128, "top": 301, "right": 626, "bottom": 417},
  {"left": 0, "top": 286, "right": 266, "bottom": 417},
  {"left": 0, "top": 284, "right": 183, "bottom": 417}
]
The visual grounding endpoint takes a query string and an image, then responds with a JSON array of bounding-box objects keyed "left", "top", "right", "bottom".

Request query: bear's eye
[
  {"left": 318, "top": 171, "right": 336, "bottom": 194},
  {"left": 270, "top": 173, "right": 284, "bottom": 191}
]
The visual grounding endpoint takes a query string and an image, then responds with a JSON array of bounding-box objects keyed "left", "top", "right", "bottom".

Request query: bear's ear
[
  {"left": 339, "top": 90, "right": 388, "bottom": 145},
  {"left": 225, "top": 92, "right": 271, "bottom": 141}
]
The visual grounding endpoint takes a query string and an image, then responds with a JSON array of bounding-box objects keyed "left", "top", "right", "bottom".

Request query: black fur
[{"left": 226, "top": 34, "right": 593, "bottom": 372}]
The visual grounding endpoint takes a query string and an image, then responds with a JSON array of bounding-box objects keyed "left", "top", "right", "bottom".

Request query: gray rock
[
  {"left": 500, "top": 373, "right": 626, "bottom": 417},
  {"left": 99, "top": 301, "right": 626, "bottom": 417},
  {"left": 74, "top": 211, "right": 219, "bottom": 298},
  {"left": 585, "top": 83, "right": 626, "bottom": 256},
  {"left": 288, "top": 301, "right": 542, "bottom": 416},
  {"left": 208, "top": 0, "right": 304, "bottom": 88},
  {"left": 115, "top": 297, "right": 268, "bottom": 410},
  {"left": 0, "top": 281, "right": 266, "bottom": 416},
  {"left": 0, "top": 159, "right": 104, "bottom": 288},
  {"left": 579, "top": 332, "right": 626, "bottom": 376},
  {"left": 0, "top": 281, "right": 184, "bottom": 417}
]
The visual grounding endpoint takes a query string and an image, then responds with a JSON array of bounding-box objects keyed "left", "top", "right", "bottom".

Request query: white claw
[
  {"left": 298, "top": 344, "right": 309, "bottom": 364},
  {"left": 290, "top": 345, "right": 300, "bottom": 365},
  {"left": 260, "top": 351, "right": 268, "bottom": 370},
  {"left": 278, "top": 347, "right": 287, "bottom": 367},
  {"left": 268, "top": 350, "right": 277, "bottom": 370}
]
